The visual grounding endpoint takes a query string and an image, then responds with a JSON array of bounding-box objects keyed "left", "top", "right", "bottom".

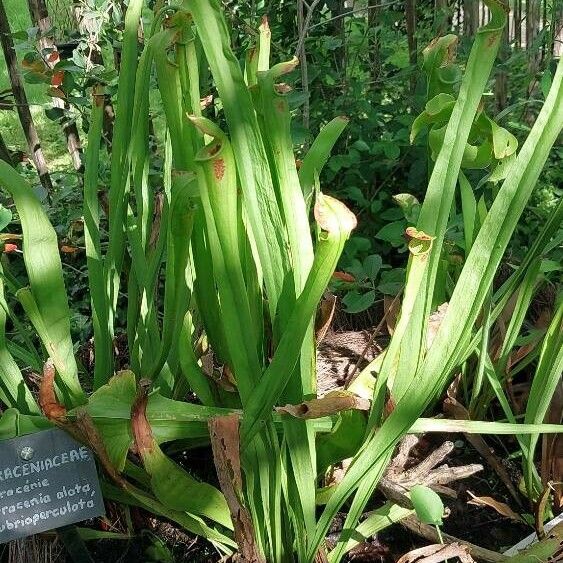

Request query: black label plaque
[{"left": 0, "top": 428, "right": 104, "bottom": 543}]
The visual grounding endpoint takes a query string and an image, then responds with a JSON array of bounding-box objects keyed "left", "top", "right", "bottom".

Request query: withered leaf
[
  {"left": 209, "top": 414, "right": 264, "bottom": 563},
  {"left": 276, "top": 390, "right": 370, "bottom": 419},
  {"left": 38, "top": 359, "right": 67, "bottom": 420},
  {"left": 397, "top": 542, "right": 475, "bottom": 563},
  {"left": 467, "top": 491, "right": 523, "bottom": 523}
]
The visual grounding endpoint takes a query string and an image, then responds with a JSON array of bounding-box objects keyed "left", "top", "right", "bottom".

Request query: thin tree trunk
[
  {"left": 541, "top": 0, "right": 547, "bottom": 61},
  {"left": 514, "top": 0, "right": 522, "bottom": 48},
  {"left": 551, "top": 0, "right": 563, "bottom": 57},
  {"left": 296, "top": 0, "right": 321, "bottom": 134},
  {"left": 405, "top": 0, "right": 417, "bottom": 93},
  {"left": 495, "top": 21, "right": 509, "bottom": 111},
  {"left": 368, "top": 3, "right": 381, "bottom": 86},
  {"left": 526, "top": 0, "right": 541, "bottom": 94},
  {"left": 0, "top": 131, "right": 12, "bottom": 165},
  {"left": 297, "top": 0, "right": 309, "bottom": 130},
  {"left": 463, "top": 0, "right": 479, "bottom": 36},
  {"left": 327, "top": 1, "right": 347, "bottom": 77},
  {"left": 526, "top": 0, "right": 541, "bottom": 53},
  {"left": 435, "top": 0, "right": 448, "bottom": 35},
  {"left": 0, "top": 0, "right": 52, "bottom": 191},
  {"left": 27, "top": 0, "right": 83, "bottom": 172}
]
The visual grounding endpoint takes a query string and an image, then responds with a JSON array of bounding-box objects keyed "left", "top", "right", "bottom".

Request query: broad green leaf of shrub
[
  {"left": 379, "top": 207, "right": 404, "bottom": 221},
  {"left": 342, "top": 290, "right": 376, "bottom": 313},
  {"left": 383, "top": 142, "right": 400, "bottom": 160},
  {"left": 377, "top": 269, "right": 405, "bottom": 295},
  {"left": 386, "top": 48, "right": 410, "bottom": 69},
  {"left": 352, "top": 139, "right": 370, "bottom": 152},
  {"left": 393, "top": 193, "right": 421, "bottom": 223},
  {"left": 375, "top": 220, "right": 407, "bottom": 246},
  {"left": 364, "top": 255, "right": 383, "bottom": 281}
]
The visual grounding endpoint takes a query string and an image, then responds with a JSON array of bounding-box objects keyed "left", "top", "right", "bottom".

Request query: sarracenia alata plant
[{"left": 0, "top": 0, "right": 561, "bottom": 561}]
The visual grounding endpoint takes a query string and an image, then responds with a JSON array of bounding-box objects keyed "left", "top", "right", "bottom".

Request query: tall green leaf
[{"left": 0, "top": 161, "right": 84, "bottom": 405}]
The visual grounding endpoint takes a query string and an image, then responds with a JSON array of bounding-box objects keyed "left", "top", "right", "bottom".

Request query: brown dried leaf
[
  {"left": 209, "top": 415, "right": 264, "bottom": 563},
  {"left": 535, "top": 483, "right": 553, "bottom": 538},
  {"left": 71, "top": 408, "right": 125, "bottom": 486},
  {"left": 397, "top": 543, "right": 475, "bottom": 563},
  {"left": 275, "top": 390, "right": 370, "bottom": 419},
  {"left": 384, "top": 294, "right": 400, "bottom": 335},
  {"left": 60, "top": 245, "right": 79, "bottom": 254},
  {"left": 38, "top": 359, "right": 67, "bottom": 420},
  {"left": 131, "top": 379, "right": 154, "bottom": 456},
  {"left": 149, "top": 193, "right": 164, "bottom": 250},
  {"left": 316, "top": 292, "right": 337, "bottom": 344},
  {"left": 331, "top": 271, "right": 356, "bottom": 283},
  {"left": 314, "top": 548, "right": 329, "bottom": 563},
  {"left": 199, "top": 353, "right": 237, "bottom": 392},
  {"left": 467, "top": 491, "right": 523, "bottom": 523},
  {"left": 200, "top": 94, "right": 213, "bottom": 110},
  {"left": 51, "top": 70, "right": 64, "bottom": 87},
  {"left": 47, "top": 87, "right": 66, "bottom": 99},
  {"left": 401, "top": 517, "right": 505, "bottom": 563},
  {"left": 447, "top": 373, "right": 463, "bottom": 401}
]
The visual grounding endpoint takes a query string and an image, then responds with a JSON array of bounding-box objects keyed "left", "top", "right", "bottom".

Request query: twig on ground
[
  {"left": 400, "top": 517, "right": 508, "bottom": 563},
  {"left": 379, "top": 436, "right": 483, "bottom": 509}
]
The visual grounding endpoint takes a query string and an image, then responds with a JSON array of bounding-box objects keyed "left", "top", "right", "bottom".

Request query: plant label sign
[{"left": 0, "top": 428, "right": 104, "bottom": 543}]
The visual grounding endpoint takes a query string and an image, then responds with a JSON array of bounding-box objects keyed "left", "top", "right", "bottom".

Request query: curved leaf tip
[
  {"left": 187, "top": 114, "right": 226, "bottom": 140},
  {"left": 314, "top": 193, "right": 357, "bottom": 235},
  {"left": 259, "top": 15, "right": 270, "bottom": 33},
  {"left": 405, "top": 227, "right": 435, "bottom": 256}
]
